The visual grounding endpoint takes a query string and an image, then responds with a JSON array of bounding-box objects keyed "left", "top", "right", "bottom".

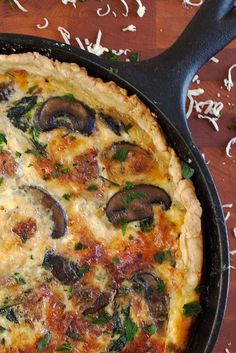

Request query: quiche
[{"left": 0, "top": 52, "right": 203, "bottom": 353}]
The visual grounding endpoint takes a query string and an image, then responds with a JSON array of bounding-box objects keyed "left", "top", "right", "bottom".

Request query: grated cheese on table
[
  {"left": 225, "top": 211, "right": 231, "bottom": 222},
  {"left": 120, "top": 0, "right": 129, "bottom": 16},
  {"left": 136, "top": 0, "right": 146, "bottom": 17},
  {"left": 86, "top": 29, "right": 109, "bottom": 56},
  {"left": 36, "top": 18, "right": 49, "bottom": 30},
  {"left": 224, "top": 64, "right": 236, "bottom": 91},
  {"left": 12, "top": 0, "right": 28, "bottom": 12},
  {"left": 197, "top": 114, "right": 220, "bottom": 132},
  {"left": 61, "top": 0, "right": 77, "bottom": 8},
  {"left": 226, "top": 137, "right": 236, "bottom": 157},
  {"left": 57, "top": 26, "right": 71, "bottom": 45},
  {"left": 183, "top": 0, "right": 203, "bottom": 7},
  {"left": 186, "top": 88, "right": 204, "bottom": 119},
  {"left": 233, "top": 228, "right": 236, "bottom": 238},
  {"left": 97, "top": 4, "right": 111, "bottom": 17},
  {"left": 210, "top": 56, "right": 220, "bottom": 63},
  {"left": 75, "top": 36, "right": 85, "bottom": 50},
  {"left": 122, "top": 25, "right": 137, "bottom": 32},
  {"left": 223, "top": 204, "right": 233, "bottom": 208}
]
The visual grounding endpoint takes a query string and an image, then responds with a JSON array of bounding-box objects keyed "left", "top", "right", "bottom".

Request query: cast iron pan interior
[{"left": 0, "top": 0, "right": 235, "bottom": 352}]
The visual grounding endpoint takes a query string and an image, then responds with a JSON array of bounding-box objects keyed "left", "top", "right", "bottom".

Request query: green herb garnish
[
  {"left": 0, "top": 178, "right": 3, "bottom": 186},
  {"left": 104, "top": 50, "right": 120, "bottom": 62},
  {"left": 87, "top": 184, "right": 98, "bottom": 191},
  {"left": 124, "top": 316, "right": 139, "bottom": 342},
  {"left": 114, "top": 147, "right": 129, "bottom": 162},
  {"left": 154, "top": 250, "right": 176, "bottom": 267},
  {"left": 63, "top": 93, "right": 76, "bottom": 103},
  {"left": 123, "top": 191, "right": 144, "bottom": 205},
  {"left": 66, "top": 331, "right": 83, "bottom": 341},
  {"left": 15, "top": 151, "right": 22, "bottom": 157},
  {"left": 74, "top": 242, "right": 87, "bottom": 250},
  {"left": 123, "top": 181, "right": 134, "bottom": 190},
  {"left": 13, "top": 272, "right": 26, "bottom": 285},
  {"left": 121, "top": 220, "right": 128, "bottom": 236},
  {"left": 37, "top": 332, "right": 51, "bottom": 352},
  {"left": 76, "top": 266, "right": 90, "bottom": 278},
  {"left": 25, "top": 149, "right": 41, "bottom": 157},
  {"left": 99, "top": 175, "right": 120, "bottom": 186},
  {"left": 129, "top": 52, "right": 140, "bottom": 62},
  {"left": 182, "top": 161, "right": 194, "bottom": 179},
  {"left": 183, "top": 301, "right": 202, "bottom": 317},
  {"left": 55, "top": 343, "right": 73, "bottom": 352},
  {"left": 85, "top": 313, "right": 112, "bottom": 324},
  {"left": 63, "top": 193, "right": 71, "bottom": 200},
  {"left": 0, "top": 133, "right": 7, "bottom": 145},
  {"left": 112, "top": 257, "right": 121, "bottom": 265},
  {"left": 156, "top": 279, "right": 166, "bottom": 293},
  {"left": 143, "top": 324, "right": 157, "bottom": 335}
]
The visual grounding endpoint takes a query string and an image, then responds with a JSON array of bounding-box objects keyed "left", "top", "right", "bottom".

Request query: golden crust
[{"left": 0, "top": 52, "right": 203, "bottom": 351}]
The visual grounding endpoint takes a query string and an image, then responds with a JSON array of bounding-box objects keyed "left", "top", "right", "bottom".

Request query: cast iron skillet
[{"left": 0, "top": 0, "right": 235, "bottom": 352}]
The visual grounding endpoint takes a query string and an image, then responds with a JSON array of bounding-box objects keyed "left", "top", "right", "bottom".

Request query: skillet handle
[{"left": 106, "top": 0, "right": 236, "bottom": 136}]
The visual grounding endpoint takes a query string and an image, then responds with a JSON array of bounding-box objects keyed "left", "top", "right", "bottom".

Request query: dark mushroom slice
[
  {"left": 0, "top": 81, "right": 14, "bottom": 102},
  {"left": 132, "top": 271, "right": 169, "bottom": 322},
  {"left": 43, "top": 252, "right": 87, "bottom": 285},
  {"left": 100, "top": 113, "right": 125, "bottom": 136},
  {"left": 36, "top": 96, "right": 96, "bottom": 136},
  {"left": 22, "top": 186, "right": 67, "bottom": 239},
  {"left": 106, "top": 184, "right": 171, "bottom": 225},
  {"left": 83, "top": 292, "right": 112, "bottom": 315}
]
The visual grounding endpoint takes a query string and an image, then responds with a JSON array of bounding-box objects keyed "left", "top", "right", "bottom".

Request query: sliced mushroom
[
  {"left": 100, "top": 114, "right": 124, "bottom": 136},
  {"left": 36, "top": 96, "right": 96, "bottom": 135},
  {"left": 43, "top": 252, "right": 84, "bottom": 285},
  {"left": 83, "top": 292, "right": 112, "bottom": 315},
  {"left": 0, "top": 81, "right": 14, "bottom": 102},
  {"left": 132, "top": 271, "right": 168, "bottom": 322},
  {"left": 22, "top": 186, "right": 67, "bottom": 239},
  {"left": 106, "top": 184, "right": 171, "bottom": 225}
]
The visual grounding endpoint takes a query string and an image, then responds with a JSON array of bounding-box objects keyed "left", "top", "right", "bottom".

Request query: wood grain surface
[{"left": 0, "top": 1, "right": 235, "bottom": 352}]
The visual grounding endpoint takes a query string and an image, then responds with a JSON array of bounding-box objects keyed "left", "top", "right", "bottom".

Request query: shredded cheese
[
  {"left": 112, "top": 49, "right": 130, "bottom": 56},
  {"left": 183, "top": 0, "right": 203, "bottom": 6},
  {"left": 210, "top": 56, "right": 219, "bottom": 63},
  {"left": 12, "top": 0, "right": 28, "bottom": 12},
  {"left": 224, "top": 64, "right": 236, "bottom": 91},
  {"left": 201, "top": 153, "right": 210, "bottom": 165},
  {"left": 112, "top": 11, "right": 117, "bottom": 17},
  {"left": 75, "top": 36, "right": 85, "bottom": 50},
  {"left": 233, "top": 228, "right": 236, "bottom": 238},
  {"left": 122, "top": 25, "right": 137, "bottom": 32},
  {"left": 226, "top": 137, "right": 236, "bottom": 157},
  {"left": 136, "top": 0, "right": 146, "bottom": 17},
  {"left": 195, "top": 100, "right": 223, "bottom": 118},
  {"left": 61, "top": 0, "right": 77, "bottom": 8},
  {"left": 223, "top": 204, "right": 233, "bottom": 208},
  {"left": 230, "top": 250, "right": 236, "bottom": 255},
  {"left": 120, "top": 0, "right": 129, "bottom": 16},
  {"left": 86, "top": 29, "right": 109, "bottom": 56},
  {"left": 57, "top": 26, "right": 71, "bottom": 45},
  {"left": 225, "top": 211, "right": 231, "bottom": 222},
  {"left": 36, "top": 18, "right": 49, "bottom": 30},
  {"left": 197, "top": 115, "right": 219, "bottom": 131},
  {"left": 186, "top": 88, "right": 204, "bottom": 119},
  {"left": 97, "top": 4, "right": 111, "bottom": 17}
]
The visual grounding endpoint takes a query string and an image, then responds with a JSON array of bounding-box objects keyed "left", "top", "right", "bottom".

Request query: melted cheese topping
[{"left": 0, "top": 56, "right": 202, "bottom": 353}]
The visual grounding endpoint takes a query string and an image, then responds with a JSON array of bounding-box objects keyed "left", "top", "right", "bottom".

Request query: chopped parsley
[
  {"left": 87, "top": 184, "right": 98, "bottom": 191},
  {"left": 52, "top": 170, "right": 59, "bottom": 178},
  {"left": 124, "top": 316, "right": 139, "bottom": 342},
  {"left": 62, "top": 193, "right": 71, "bottom": 200},
  {"left": 140, "top": 218, "right": 154, "bottom": 232},
  {"left": 76, "top": 266, "right": 90, "bottom": 278},
  {"left": 15, "top": 151, "right": 22, "bottom": 157},
  {"left": 123, "top": 123, "right": 132, "bottom": 132},
  {"left": 63, "top": 93, "right": 76, "bottom": 103},
  {"left": 74, "top": 242, "right": 87, "bottom": 250},
  {"left": 154, "top": 250, "right": 176, "bottom": 267},
  {"left": 30, "top": 127, "right": 47, "bottom": 156},
  {"left": 25, "top": 149, "right": 41, "bottom": 157},
  {"left": 27, "top": 85, "right": 38, "bottom": 94},
  {"left": 183, "top": 301, "right": 202, "bottom": 317},
  {"left": 112, "top": 257, "right": 121, "bottom": 265},
  {"left": 37, "top": 332, "right": 51, "bottom": 352},
  {"left": 0, "top": 133, "right": 7, "bottom": 145},
  {"left": 66, "top": 331, "right": 83, "bottom": 341},
  {"left": 129, "top": 52, "right": 140, "bottom": 62},
  {"left": 85, "top": 313, "right": 112, "bottom": 324},
  {"left": 123, "top": 181, "right": 134, "bottom": 190},
  {"left": 99, "top": 175, "right": 120, "bottom": 187},
  {"left": 143, "top": 324, "right": 157, "bottom": 335},
  {"left": 114, "top": 147, "right": 129, "bottom": 162},
  {"left": 123, "top": 191, "right": 144, "bottom": 205},
  {"left": 13, "top": 272, "right": 26, "bottom": 285},
  {"left": 55, "top": 343, "right": 73, "bottom": 352},
  {"left": 121, "top": 220, "right": 128, "bottom": 236},
  {"left": 0, "top": 178, "right": 3, "bottom": 186},
  {"left": 156, "top": 279, "right": 166, "bottom": 293},
  {"left": 182, "top": 161, "right": 194, "bottom": 179},
  {"left": 104, "top": 50, "right": 120, "bottom": 62}
]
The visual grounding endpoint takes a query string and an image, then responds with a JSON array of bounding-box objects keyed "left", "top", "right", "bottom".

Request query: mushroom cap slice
[
  {"left": 43, "top": 252, "right": 86, "bottom": 285},
  {"left": 100, "top": 114, "right": 124, "bottom": 136},
  {"left": 23, "top": 186, "right": 67, "bottom": 239},
  {"left": 83, "top": 292, "right": 112, "bottom": 315},
  {"left": 36, "top": 96, "right": 96, "bottom": 135},
  {"left": 105, "top": 184, "right": 171, "bottom": 225},
  {"left": 132, "top": 271, "right": 169, "bottom": 322},
  {"left": 0, "top": 81, "right": 14, "bottom": 102}
]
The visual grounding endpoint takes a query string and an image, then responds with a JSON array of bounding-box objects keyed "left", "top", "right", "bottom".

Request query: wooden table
[{"left": 0, "top": 1, "right": 235, "bottom": 352}]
